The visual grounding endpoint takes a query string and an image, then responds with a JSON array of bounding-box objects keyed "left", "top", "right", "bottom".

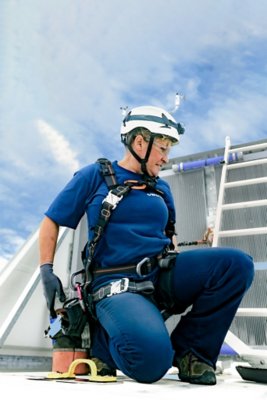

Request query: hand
[{"left": 40, "top": 263, "right": 66, "bottom": 318}]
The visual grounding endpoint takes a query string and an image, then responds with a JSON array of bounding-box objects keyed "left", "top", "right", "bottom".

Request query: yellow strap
[{"left": 47, "top": 358, "right": 117, "bottom": 382}]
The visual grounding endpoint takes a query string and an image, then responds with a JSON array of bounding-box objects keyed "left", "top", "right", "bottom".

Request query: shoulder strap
[
  {"left": 83, "top": 159, "right": 131, "bottom": 282},
  {"left": 97, "top": 158, "right": 118, "bottom": 189},
  {"left": 82, "top": 158, "right": 175, "bottom": 280}
]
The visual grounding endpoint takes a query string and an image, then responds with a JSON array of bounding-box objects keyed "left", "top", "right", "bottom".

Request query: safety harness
[
  {"left": 46, "top": 158, "right": 176, "bottom": 354},
  {"left": 71, "top": 158, "right": 176, "bottom": 312}
]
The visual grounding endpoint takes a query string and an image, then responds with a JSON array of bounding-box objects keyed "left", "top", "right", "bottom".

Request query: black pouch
[
  {"left": 47, "top": 298, "right": 88, "bottom": 349},
  {"left": 158, "top": 251, "right": 177, "bottom": 269},
  {"left": 154, "top": 252, "right": 182, "bottom": 319}
]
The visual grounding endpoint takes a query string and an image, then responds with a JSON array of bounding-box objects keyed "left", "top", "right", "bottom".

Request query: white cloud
[
  {"left": 1, "top": 0, "right": 267, "bottom": 261},
  {"left": 37, "top": 119, "right": 80, "bottom": 172}
]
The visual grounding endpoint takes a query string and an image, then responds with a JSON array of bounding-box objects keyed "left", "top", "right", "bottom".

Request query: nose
[{"left": 162, "top": 154, "right": 169, "bottom": 163}]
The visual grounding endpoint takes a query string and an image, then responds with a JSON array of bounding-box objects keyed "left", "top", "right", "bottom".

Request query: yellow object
[{"left": 47, "top": 358, "right": 117, "bottom": 382}]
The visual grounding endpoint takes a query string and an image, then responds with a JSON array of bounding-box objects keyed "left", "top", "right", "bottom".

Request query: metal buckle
[
  {"left": 103, "top": 190, "right": 122, "bottom": 209},
  {"left": 136, "top": 257, "right": 151, "bottom": 277},
  {"left": 107, "top": 278, "right": 129, "bottom": 297}
]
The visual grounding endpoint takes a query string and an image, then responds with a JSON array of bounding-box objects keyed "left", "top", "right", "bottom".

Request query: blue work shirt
[{"left": 45, "top": 161, "right": 176, "bottom": 286}]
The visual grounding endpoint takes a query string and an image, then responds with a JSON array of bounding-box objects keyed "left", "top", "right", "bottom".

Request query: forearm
[{"left": 39, "top": 216, "right": 59, "bottom": 265}]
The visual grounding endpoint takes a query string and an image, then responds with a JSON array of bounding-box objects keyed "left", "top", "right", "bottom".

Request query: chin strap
[{"left": 127, "top": 134, "right": 155, "bottom": 176}]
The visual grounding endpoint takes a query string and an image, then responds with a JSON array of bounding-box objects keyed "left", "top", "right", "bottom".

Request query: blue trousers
[{"left": 92, "top": 247, "right": 254, "bottom": 383}]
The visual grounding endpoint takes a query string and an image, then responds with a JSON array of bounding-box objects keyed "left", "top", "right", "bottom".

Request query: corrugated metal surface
[
  {"left": 164, "top": 151, "right": 267, "bottom": 347},
  {"left": 215, "top": 163, "right": 267, "bottom": 262},
  {"left": 165, "top": 170, "right": 207, "bottom": 249}
]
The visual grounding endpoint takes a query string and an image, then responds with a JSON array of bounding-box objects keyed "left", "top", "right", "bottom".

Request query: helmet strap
[{"left": 127, "top": 135, "right": 155, "bottom": 176}]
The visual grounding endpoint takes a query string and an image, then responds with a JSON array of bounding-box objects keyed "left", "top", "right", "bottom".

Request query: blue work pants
[{"left": 92, "top": 247, "right": 254, "bottom": 383}]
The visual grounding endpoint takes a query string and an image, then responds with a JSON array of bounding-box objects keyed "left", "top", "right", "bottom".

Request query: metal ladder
[
  {"left": 213, "top": 136, "right": 267, "bottom": 246},
  {"left": 212, "top": 136, "right": 267, "bottom": 369}
]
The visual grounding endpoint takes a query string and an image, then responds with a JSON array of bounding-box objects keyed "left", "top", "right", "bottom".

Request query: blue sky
[{"left": 1, "top": 0, "right": 267, "bottom": 268}]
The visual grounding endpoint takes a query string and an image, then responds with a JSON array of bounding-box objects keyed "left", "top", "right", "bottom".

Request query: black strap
[
  {"left": 97, "top": 158, "right": 117, "bottom": 189},
  {"left": 82, "top": 158, "right": 173, "bottom": 281},
  {"left": 92, "top": 279, "right": 155, "bottom": 302},
  {"left": 83, "top": 159, "right": 132, "bottom": 281}
]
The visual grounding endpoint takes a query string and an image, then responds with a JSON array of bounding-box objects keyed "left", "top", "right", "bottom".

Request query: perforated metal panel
[
  {"left": 163, "top": 145, "right": 267, "bottom": 348},
  {"left": 164, "top": 170, "right": 207, "bottom": 249}
]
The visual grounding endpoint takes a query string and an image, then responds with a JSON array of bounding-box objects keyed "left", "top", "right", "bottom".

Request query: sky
[{"left": 1, "top": 0, "right": 267, "bottom": 268}]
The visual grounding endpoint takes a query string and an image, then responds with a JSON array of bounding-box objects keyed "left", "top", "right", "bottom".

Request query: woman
[{"left": 39, "top": 105, "right": 254, "bottom": 385}]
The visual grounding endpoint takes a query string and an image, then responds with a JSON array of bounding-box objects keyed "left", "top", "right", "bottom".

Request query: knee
[
  {"left": 111, "top": 335, "right": 173, "bottom": 383},
  {"left": 226, "top": 248, "right": 254, "bottom": 289}
]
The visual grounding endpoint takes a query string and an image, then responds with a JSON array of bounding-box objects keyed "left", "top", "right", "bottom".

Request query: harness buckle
[
  {"left": 136, "top": 257, "right": 151, "bottom": 277},
  {"left": 103, "top": 190, "right": 122, "bottom": 209},
  {"left": 107, "top": 278, "right": 129, "bottom": 297}
]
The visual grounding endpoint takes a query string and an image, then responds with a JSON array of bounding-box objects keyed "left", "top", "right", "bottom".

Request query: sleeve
[{"left": 45, "top": 163, "right": 102, "bottom": 229}]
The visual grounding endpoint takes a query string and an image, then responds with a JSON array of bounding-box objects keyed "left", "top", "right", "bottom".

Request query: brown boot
[
  {"left": 174, "top": 352, "right": 216, "bottom": 385},
  {"left": 91, "top": 357, "right": 117, "bottom": 377}
]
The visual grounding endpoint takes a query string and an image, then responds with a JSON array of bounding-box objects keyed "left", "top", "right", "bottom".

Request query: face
[{"left": 145, "top": 138, "right": 172, "bottom": 177}]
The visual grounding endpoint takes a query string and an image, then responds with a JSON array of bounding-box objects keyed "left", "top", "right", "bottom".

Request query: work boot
[
  {"left": 174, "top": 352, "right": 216, "bottom": 385},
  {"left": 91, "top": 357, "right": 117, "bottom": 377}
]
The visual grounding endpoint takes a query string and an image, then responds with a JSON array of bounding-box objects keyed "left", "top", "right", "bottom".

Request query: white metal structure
[
  {"left": 1, "top": 138, "right": 267, "bottom": 392},
  {"left": 213, "top": 136, "right": 267, "bottom": 245},
  {"left": 0, "top": 212, "right": 88, "bottom": 357},
  {"left": 213, "top": 136, "right": 267, "bottom": 368}
]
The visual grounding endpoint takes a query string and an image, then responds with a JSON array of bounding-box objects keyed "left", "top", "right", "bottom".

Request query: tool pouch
[{"left": 47, "top": 298, "right": 88, "bottom": 349}]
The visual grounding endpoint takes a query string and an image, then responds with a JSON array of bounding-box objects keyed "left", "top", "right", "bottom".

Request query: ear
[{"left": 133, "top": 134, "right": 145, "bottom": 150}]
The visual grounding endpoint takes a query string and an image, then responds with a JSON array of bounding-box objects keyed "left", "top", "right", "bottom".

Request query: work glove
[{"left": 40, "top": 263, "right": 66, "bottom": 318}]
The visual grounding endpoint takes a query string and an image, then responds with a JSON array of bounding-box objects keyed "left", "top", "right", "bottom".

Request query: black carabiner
[{"left": 70, "top": 268, "right": 86, "bottom": 291}]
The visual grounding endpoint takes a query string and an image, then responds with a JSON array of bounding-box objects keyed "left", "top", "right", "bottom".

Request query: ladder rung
[
  {"left": 224, "top": 176, "right": 267, "bottom": 188},
  {"left": 222, "top": 199, "right": 267, "bottom": 210},
  {"left": 235, "top": 308, "right": 267, "bottom": 317},
  {"left": 228, "top": 142, "right": 267, "bottom": 153},
  {"left": 226, "top": 158, "right": 267, "bottom": 169},
  {"left": 218, "top": 227, "right": 267, "bottom": 237}
]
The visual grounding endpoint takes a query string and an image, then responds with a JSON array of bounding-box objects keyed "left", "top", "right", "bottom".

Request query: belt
[
  {"left": 92, "top": 255, "right": 161, "bottom": 278},
  {"left": 92, "top": 278, "right": 155, "bottom": 302}
]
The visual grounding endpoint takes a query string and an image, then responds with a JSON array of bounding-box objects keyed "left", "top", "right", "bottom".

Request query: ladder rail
[
  {"left": 213, "top": 137, "right": 267, "bottom": 246},
  {"left": 212, "top": 136, "right": 231, "bottom": 247},
  {"left": 212, "top": 137, "right": 267, "bottom": 366}
]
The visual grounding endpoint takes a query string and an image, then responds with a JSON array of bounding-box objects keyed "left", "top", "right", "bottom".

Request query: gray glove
[{"left": 40, "top": 263, "right": 66, "bottom": 318}]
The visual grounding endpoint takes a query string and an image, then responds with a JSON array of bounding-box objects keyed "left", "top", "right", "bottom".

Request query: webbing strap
[
  {"left": 92, "top": 184, "right": 131, "bottom": 245},
  {"left": 92, "top": 279, "right": 155, "bottom": 302},
  {"left": 83, "top": 158, "right": 172, "bottom": 282},
  {"left": 97, "top": 158, "right": 117, "bottom": 189},
  {"left": 84, "top": 161, "right": 132, "bottom": 281}
]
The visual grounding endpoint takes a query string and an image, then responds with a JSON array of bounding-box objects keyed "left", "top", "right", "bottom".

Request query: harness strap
[
  {"left": 93, "top": 264, "right": 137, "bottom": 276},
  {"left": 84, "top": 182, "right": 132, "bottom": 281},
  {"left": 92, "top": 278, "right": 155, "bottom": 303},
  {"left": 92, "top": 255, "right": 161, "bottom": 278},
  {"left": 92, "top": 185, "right": 131, "bottom": 244},
  {"left": 81, "top": 158, "right": 173, "bottom": 285},
  {"left": 97, "top": 158, "right": 117, "bottom": 189}
]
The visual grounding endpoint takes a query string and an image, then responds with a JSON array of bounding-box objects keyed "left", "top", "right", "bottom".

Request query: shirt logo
[{"left": 147, "top": 193, "right": 161, "bottom": 198}]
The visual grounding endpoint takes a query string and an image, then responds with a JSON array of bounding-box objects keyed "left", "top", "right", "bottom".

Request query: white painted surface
[{"left": 1, "top": 364, "right": 267, "bottom": 400}]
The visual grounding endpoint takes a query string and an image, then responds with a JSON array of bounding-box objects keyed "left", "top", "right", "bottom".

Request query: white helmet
[{"left": 121, "top": 105, "right": 184, "bottom": 144}]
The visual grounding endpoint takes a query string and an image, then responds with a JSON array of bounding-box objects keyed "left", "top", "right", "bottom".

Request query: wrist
[
  {"left": 40, "top": 263, "right": 54, "bottom": 273},
  {"left": 40, "top": 262, "right": 53, "bottom": 268}
]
